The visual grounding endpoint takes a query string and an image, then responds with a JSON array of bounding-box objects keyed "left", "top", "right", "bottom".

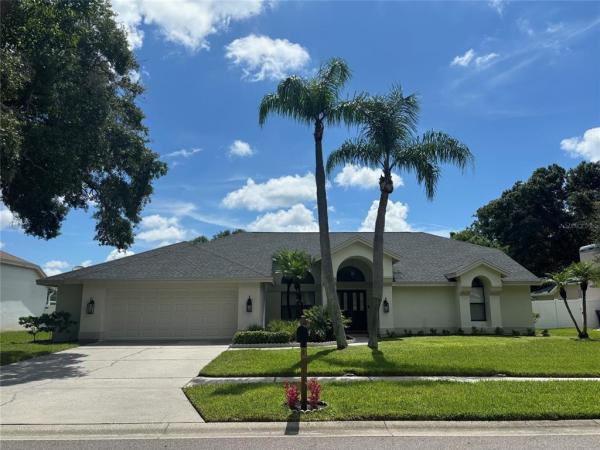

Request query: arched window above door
[{"left": 337, "top": 266, "right": 366, "bottom": 282}]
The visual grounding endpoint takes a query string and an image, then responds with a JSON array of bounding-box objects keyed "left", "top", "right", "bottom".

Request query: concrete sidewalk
[
  {"left": 2, "top": 420, "right": 599, "bottom": 441},
  {"left": 185, "top": 375, "right": 600, "bottom": 386}
]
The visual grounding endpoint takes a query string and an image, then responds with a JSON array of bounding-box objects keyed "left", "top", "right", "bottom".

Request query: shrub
[
  {"left": 542, "top": 329, "right": 550, "bottom": 337},
  {"left": 471, "top": 326, "right": 479, "bottom": 335},
  {"left": 246, "top": 324, "right": 264, "bottom": 331},
  {"left": 18, "top": 312, "right": 76, "bottom": 342},
  {"left": 495, "top": 327, "right": 504, "bottom": 336},
  {"left": 417, "top": 330, "right": 425, "bottom": 336},
  {"left": 307, "top": 378, "right": 322, "bottom": 408},
  {"left": 404, "top": 329, "right": 413, "bottom": 337},
  {"left": 386, "top": 330, "right": 397, "bottom": 338},
  {"left": 267, "top": 320, "right": 297, "bottom": 341},
  {"left": 526, "top": 328, "right": 535, "bottom": 336},
  {"left": 512, "top": 329, "right": 521, "bottom": 336},
  {"left": 232, "top": 331, "right": 291, "bottom": 345},
  {"left": 442, "top": 329, "right": 451, "bottom": 335},
  {"left": 303, "top": 305, "right": 350, "bottom": 342},
  {"left": 457, "top": 328, "right": 464, "bottom": 335},
  {"left": 283, "top": 382, "right": 299, "bottom": 409},
  {"left": 429, "top": 328, "right": 437, "bottom": 335}
]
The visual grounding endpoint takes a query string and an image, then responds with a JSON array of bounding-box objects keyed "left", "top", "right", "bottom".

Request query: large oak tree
[{"left": 1, "top": 0, "right": 166, "bottom": 249}]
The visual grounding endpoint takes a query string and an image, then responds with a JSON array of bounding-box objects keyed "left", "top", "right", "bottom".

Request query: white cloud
[
  {"left": 247, "top": 204, "right": 318, "bottom": 232},
  {"left": 80, "top": 260, "right": 93, "bottom": 268},
  {"left": 136, "top": 214, "right": 189, "bottom": 244},
  {"left": 546, "top": 23, "right": 564, "bottom": 34},
  {"left": 560, "top": 127, "right": 600, "bottom": 162},
  {"left": 111, "top": 0, "right": 266, "bottom": 51},
  {"left": 106, "top": 249, "right": 135, "bottom": 262},
  {"left": 225, "top": 34, "right": 310, "bottom": 81},
  {"left": 451, "top": 49, "right": 498, "bottom": 68},
  {"left": 359, "top": 200, "right": 412, "bottom": 232},
  {"left": 517, "top": 18, "right": 535, "bottom": 36},
  {"left": 164, "top": 148, "right": 202, "bottom": 158},
  {"left": 451, "top": 49, "right": 475, "bottom": 67},
  {"left": 222, "top": 173, "right": 316, "bottom": 211},
  {"left": 0, "top": 206, "right": 18, "bottom": 230},
  {"left": 488, "top": 0, "right": 506, "bottom": 16},
  {"left": 229, "top": 140, "right": 254, "bottom": 157},
  {"left": 43, "top": 260, "right": 70, "bottom": 277},
  {"left": 334, "top": 164, "right": 403, "bottom": 190}
]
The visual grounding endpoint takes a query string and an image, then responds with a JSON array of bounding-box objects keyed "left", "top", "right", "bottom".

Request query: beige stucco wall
[
  {"left": 389, "top": 286, "right": 458, "bottom": 333},
  {"left": 0, "top": 264, "right": 50, "bottom": 330},
  {"left": 500, "top": 285, "right": 534, "bottom": 329},
  {"left": 53, "top": 284, "right": 82, "bottom": 341}
]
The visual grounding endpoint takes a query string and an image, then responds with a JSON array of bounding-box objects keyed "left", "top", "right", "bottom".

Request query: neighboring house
[
  {"left": 532, "top": 244, "right": 600, "bottom": 329},
  {"left": 39, "top": 232, "right": 540, "bottom": 342},
  {"left": 1, "top": 251, "right": 54, "bottom": 330}
]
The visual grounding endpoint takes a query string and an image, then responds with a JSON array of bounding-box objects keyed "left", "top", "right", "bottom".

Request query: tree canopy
[
  {"left": 0, "top": 0, "right": 166, "bottom": 249},
  {"left": 452, "top": 162, "right": 600, "bottom": 275}
]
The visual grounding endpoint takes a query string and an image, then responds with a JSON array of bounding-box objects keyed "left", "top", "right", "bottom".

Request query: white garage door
[{"left": 104, "top": 287, "right": 238, "bottom": 340}]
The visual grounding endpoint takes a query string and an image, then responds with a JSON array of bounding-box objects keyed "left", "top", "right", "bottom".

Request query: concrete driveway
[{"left": 0, "top": 342, "right": 228, "bottom": 424}]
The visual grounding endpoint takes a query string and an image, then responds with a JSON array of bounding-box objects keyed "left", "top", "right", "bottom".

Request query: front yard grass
[
  {"left": 0, "top": 331, "right": 78, "bottom": 366},
  {"left": 201, "top": 336, "right": 600, "bottom": 377},
  {"left": 184, "top": 380, "right": 600, "bottom": 422},
  {"left": 544, "top": 327, "right": 600, "bottom": 339}
]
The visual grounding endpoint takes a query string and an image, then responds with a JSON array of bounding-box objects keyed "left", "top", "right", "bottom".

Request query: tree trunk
[
  {"left": 286, "top": 282, "right": 292, "bottom": 320},
  {"left": 559, "top": 287, "right": 582, "bottom": 336},
  {"left": 314, "top": 120, "right": 347, "bottom": 349},
  {"left": 580, "top": 282, "right": 589, "bottom": 339},
  {"left": 369, "top": 176, "right": 391, "bottom": 350}
]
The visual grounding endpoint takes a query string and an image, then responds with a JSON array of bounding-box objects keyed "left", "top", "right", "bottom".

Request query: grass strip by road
[
  {"left": 0, "top": 331, "right": 78, "bottom": 366},
  {"left": 184, "top": 380, "right": 600, "bottom": 422},
  {"left": 200, "top": 336, "right": 600, "bottom": 377}
]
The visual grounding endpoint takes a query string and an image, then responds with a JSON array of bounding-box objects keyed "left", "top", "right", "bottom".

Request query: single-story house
[
  {"left": 39, "top": 232, "right": 540, "bottom": 342},
  {"left": 1, "top": 250, "right": 54, "bottom": 330}
]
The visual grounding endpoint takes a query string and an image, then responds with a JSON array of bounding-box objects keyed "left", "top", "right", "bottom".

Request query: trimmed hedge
[{"left": 232, "top": 330, "right": 291, "bottom": 345}]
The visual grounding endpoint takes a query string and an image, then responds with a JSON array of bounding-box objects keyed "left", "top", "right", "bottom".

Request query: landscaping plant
[
  {"left": 567, "top": 261, "right": 600, "bottom": 339},
  {"left": 284, "top": 382, "right": 299, "bottom": 409},
  {"left": 543, "top": 270, "right": 583, "bottom": 337},
  {"left": 303, "top": 305, "right": 350, "bottom": 342},
  {"left": 307, "top": 378, "right": 322, "bottom": 409},
  {"left": 272, "top": 249, "right": 313, "bottom": 319},
  {"left": 326, "top": 86, "right": 472, "bottom": 349}
]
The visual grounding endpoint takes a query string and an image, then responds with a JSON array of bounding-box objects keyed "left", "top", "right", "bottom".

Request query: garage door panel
[{"left": 104, "top": 288, "right": 238, "bottom": 340}]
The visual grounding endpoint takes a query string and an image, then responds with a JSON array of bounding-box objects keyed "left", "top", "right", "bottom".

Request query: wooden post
[{"left": 296, "top": 316, "right": 309, "bottom": 410}]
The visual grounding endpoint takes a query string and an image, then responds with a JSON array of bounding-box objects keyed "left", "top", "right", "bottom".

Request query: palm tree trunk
[
  {"left": 581, "top": 282, "right": 589, "bottom": 339},
  {"left": 559, "top": 288, "right": 582, "bottom": 336},
  {"left": 369, "top": 187, "right": 389, "bottom": 350},
  {"left": 314, "top": 120, "right": 347, "bottom": 349},
  {"left": 286, "top": 282, "right": 292, "bottom": 320}
]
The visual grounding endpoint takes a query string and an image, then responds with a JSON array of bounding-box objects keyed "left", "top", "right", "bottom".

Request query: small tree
[
  {"left": 18, "top": 312, "right": 76, "bottom": 342},
  {"left": 272, "top": 249, "right": 313, "bottom": 319},
  {"left": 18, "top": 315, "right": 46, "bottom": 342},
  {"left": 568, "top": 261, "right": 600, "bottom": 339},
  {"left": 543, "top": 270, "right": 582, "bottom": 336}
]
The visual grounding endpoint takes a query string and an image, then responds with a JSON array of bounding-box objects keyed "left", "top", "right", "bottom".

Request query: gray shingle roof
[
  {"left": 1, "top": 250, "right": 46, "bottom": 277},
  {"left": 39, "top": 232, "right": 539, "bottom": 285}
]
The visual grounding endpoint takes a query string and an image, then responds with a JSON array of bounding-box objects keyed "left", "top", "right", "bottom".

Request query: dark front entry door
[{"left": 337, "top": 290, "right": 367, "bottom": 333}]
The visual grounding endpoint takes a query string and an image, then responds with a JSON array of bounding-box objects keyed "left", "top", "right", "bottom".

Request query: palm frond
[
  {"left": 403, "top": 131, "right": 474, "bottom": 171},
  {"left": 259, "top": 77, "right": 313, "bottom": 127},
  {"left": 318, "top": 58, "right": 351, "bottom": 96},
  {"left": 326, "top": 139, "right": 381, "bottom": 176}
]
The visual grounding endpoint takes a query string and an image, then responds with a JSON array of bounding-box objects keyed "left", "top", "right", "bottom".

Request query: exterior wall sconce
[
  {"left": 86, "top": 298, "right": 95, "bottom": 315},
  {"left": 382, "top": 298, "right": 390, "bottom": 314},
  {"left": 246, "top": 296, "right": 252, "bottom": 313}
]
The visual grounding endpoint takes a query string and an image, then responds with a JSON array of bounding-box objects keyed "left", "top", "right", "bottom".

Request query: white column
[{"left": 489, "top": 286, "right": 503, "bottom": 328}]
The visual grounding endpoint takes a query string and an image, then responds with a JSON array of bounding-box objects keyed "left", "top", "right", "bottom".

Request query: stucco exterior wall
[
  {"left": 500, "top": 285, "right": 533, "bottom": 330},
  {"left": 389, "top": 286, "right": 459, "bottom": 332},
  {"left": 54, "top": 284, "right": 82, "bottom": 341},
  {"left": 0, "top": 264, "right": 50, "bottom": 330}
]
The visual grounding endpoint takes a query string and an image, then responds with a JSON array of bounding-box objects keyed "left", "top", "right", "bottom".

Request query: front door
[{"left": 337, "top": 290, "right": 367, "bottom": 333}]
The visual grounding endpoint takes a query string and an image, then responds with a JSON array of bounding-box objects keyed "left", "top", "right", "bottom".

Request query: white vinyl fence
[{"left": 533, "top": 298, "right": 600, "bottom": 329}]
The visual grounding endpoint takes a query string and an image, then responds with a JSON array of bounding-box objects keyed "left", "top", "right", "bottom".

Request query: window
[
  {"left": 281, "top": 291, "right": 315, "bottom": 320},
  {"left": 337, "top": 266, "right": 365, "bottom": 282},
  {"left": 470, "top": 277, "right": 486, "bottom": 321}
]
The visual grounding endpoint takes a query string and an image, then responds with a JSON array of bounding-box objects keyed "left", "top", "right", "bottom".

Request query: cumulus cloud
[
  {"left": 560, "top": 127, "right": 600, "bottom": 162},
  {"left": 111, "top": 0, "right": 266, "bottom": 51},
  {"left": 225, "top": 34, "right": 310, "bottom": 81},
  {"left": 164, "top": 148, "right": 202, "bottom": 158},
  {"left": 80, "top": 260, "right": 93, "bottom": 268},
  {"left": 136, "top": 214, "right": 189, "bottom": 244},
  {"left": 0, "top": 206, "right": 18, "bottom": 230},
  {"left": 222, "top": 173, "right": 316, "bottom": 211},
  {"left": 229, "top": 140, "right": 254, "bottom": 157},
  {"left": 451, "top": 49, "right": 499, "bottom": 68},
  {"left": 247, "top": 204, "right": 318, "bottom": 232},
  {"left": 43, "top": 260, "right": 70, "bottom": 277},
  {"left": 106, "top": 249, "right": 135, "bottom": 262},
  {"left": 334, "top": 164, "right": 403, "bottom": 190},
  {"left": 359, "top": 200, "right": 412, "bottom": 232}
]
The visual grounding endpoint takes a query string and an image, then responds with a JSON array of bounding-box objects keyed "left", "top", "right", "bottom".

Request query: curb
[
  {"left": 185, "top": 375, "right": 600, "bottom": 387},
  {"left": 2, "top": 420, "right": 599, "bottom": 440}
]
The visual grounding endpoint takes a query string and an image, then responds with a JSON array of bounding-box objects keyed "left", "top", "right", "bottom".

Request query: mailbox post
[{"left": 296, "top": 316, "right": 309, "bottom": 410}]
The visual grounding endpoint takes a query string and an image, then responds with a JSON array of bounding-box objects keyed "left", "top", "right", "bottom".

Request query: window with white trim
[{"left": 469, "top": 277, "right": 486, "bottom": 321}]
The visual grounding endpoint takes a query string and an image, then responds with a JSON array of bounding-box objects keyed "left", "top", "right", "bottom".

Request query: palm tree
[
  {"left": 259, "top": 58, "right": 362, "bottom": 349},
  {"left": 273, "top": 249, "right": 313, "bottom": 320},
  {"left": 568, "top": 261, "right": 600, "bottom": 339},
  {"left": 327, "top": 86, "right": 473, "bottom": 349},
  {"left": 543, "top": 270, "right": 582, "bottom": 336}
]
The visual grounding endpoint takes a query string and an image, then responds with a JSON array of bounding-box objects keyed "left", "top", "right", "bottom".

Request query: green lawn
[
  {"left": 543, "top": 328, "right": 600, "bottom": 338},
  {"left": 185, "top": 380, "right": 600, "bottom": 422},
  {"left": 0, "top": 331, "right": 78, "bottom": 366},
  {"left": 201, "top": 336, "right": 600, "bottom": 377}
]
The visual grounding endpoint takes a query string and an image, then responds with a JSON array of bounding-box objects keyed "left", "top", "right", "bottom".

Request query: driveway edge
[{"left": 2, "top": 420, "right": 599, "bottom": 440}]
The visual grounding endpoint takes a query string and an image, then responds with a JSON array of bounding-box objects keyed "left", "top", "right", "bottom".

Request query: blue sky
[{"left": 1, "top": 0, "right": 599, "bottom": 275}]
